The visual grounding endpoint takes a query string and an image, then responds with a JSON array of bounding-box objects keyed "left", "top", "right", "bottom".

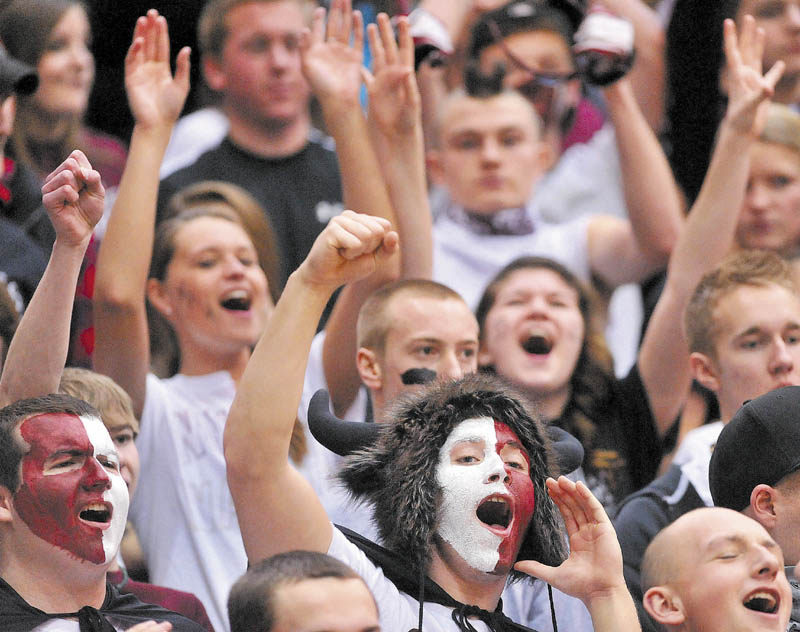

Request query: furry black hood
[{"left": 338, "top": 373, "right": 568, "bottom": 580}]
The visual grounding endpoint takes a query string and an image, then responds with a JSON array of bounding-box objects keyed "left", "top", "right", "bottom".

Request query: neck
[
  {"left": 24, "top": 108, "right": 74, "bottom": 146},
  {"left": 526, "top": 384, "right": 571, "bottom": 421},
  {"left": 427, "top": 539, "right": 507, "bottom": 612},
  {"left": 177, "top": 344, "right": 251, "bottom": 384},
  {"left": 0, "top": 547, "right": 108, "bottom": 613},
  {"left": 225, "top": 106, "right": 310, "bottom": 158}
]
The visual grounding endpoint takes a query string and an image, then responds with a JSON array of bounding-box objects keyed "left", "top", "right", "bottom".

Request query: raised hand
[
  {"left": 723, "top": 15, "right": 785, "bottom": 136},
  {"left": 515, "top": 477, "right": 626, "bottom": 604},
  {"left": 300, "top": 0, "right": 364, "bottom": 107},
  {"left": 41, "top": 150, "right": 104, "bottom": 248},
  {"left": 124, "top": 9, "right": 190, "bottom": 131},
  {"left": 298, "top": 210, "right": 398, "bottom": 290},
  {"left": 363, "top": 13, "right": 420, "bottom": 139}
]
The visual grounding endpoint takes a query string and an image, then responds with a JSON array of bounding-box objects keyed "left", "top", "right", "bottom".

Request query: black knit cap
[
  {"left": 0, "top": 46, "right": 37, "bottom": 98},
  {"left": 468, "top": 0, "right": 586, "bottom": 61},
  {"left": 710, "top": 386, "right": 800, "bottom": 511}
]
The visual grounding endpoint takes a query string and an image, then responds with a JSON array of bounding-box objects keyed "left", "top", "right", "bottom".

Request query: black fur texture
[{"left": 338, "top": 373, "right": 568, "bottom": 581}]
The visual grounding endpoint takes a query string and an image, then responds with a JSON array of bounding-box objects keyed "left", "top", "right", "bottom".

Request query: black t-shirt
[
  {"left": 0, "top": 577, "right": 207, "bottom": 631},
  {"left": 552, "top": 363, "right": 662, "bottom": 517},
  {"left": 157, "top": 136, "right": 343, "bottom": 289}
]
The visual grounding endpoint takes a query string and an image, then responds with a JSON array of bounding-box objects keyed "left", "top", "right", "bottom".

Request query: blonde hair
[
  {"left": 58, "top": 367, "right": 139, "bottom": 435},
  {"left": 759, "top": 103, "right": 800, "bottom": 154}
]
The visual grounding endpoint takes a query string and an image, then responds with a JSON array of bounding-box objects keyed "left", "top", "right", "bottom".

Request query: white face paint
[
  {"left": 435, "top": 417, "right": 535, "bottom": 574},
  {"left": 82, "top": 415, "right": 129, "bottom": 564}
]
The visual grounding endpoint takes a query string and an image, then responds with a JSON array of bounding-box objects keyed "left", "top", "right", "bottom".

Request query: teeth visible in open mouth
[
  {"left": 221, "top": 290, "right": 251, "bottom": 311},
  {"left": 522, "top": 334, "right": 552, "bottom": 355},
  {"left": 80, "top": 503, "right": 110, "bottom": 523},
  {"left": 744, "top": 591, "right": 778, "bottom": 614},
  {"left": 476, "top": 497, "right": 511, "bottom": 528}
]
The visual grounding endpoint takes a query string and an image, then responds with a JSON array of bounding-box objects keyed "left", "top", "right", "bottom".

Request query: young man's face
[
  {"left": 435, "top": 417, "right": 535, "bottom": 575},
  {"left": 206, "top": 1, "right": 311, "bottom": 129},
  {"left": 12, "top": 412, "right": 129, "bottom": 565},
  {"left": 0, "top": 93, "right": 15, "bottom": 162},
  {"left": 654, "top": 509, "right": 791, "bottom": 632},
  {"left": 369, "top": 294, "right": 479, "bottom": 409},
  {"left": 429, "top": 92, "right": 547, "bottom": 214},
  {"left": 693, "top": 283, "right": 800, "bottom": 421},
  {"left": 270, "top": 576, "right": 380, "bottom": 632},
  {"left": 736, "top": 141, "right": 800, "bottom": 254}
]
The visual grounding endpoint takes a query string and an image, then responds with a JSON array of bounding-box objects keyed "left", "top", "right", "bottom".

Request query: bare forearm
[
  {"left": 606, "top": 79, "right": 682, "bottom": 265},
  {"left": 586, "top": 586, "right": 642, "bottom": 632}
]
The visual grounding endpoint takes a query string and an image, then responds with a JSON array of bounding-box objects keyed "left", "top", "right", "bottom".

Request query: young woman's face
[
  {"left": 737, "top": 141, "right": 800, "bottom": 254},
  {"left": 152, "top": 216, "right": 272, "bottom": 358},
  {"left": 479, "top": 267, "right": 584, "bottom": 411},
  {"left": 33, "top": 4, "right": 94, "bottom": 118}
]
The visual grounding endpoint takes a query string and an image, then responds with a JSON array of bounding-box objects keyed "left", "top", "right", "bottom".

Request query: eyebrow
[{"left": 706, "top": 534, "right": 778, "bottom": 551}]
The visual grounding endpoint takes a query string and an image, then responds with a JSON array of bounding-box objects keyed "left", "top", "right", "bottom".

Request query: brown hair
[
  {"left": 759, "top": 103, "right": 800, "bottom": 155},
  {"left": 0, "top": 281, "right": 19, "bottom": 367},
  {"left": 475, "top": 256, "right": 614, "bottom": 426},
  {"left": 0, "top": 0, "right": 89, "bottom": 175},
  {"left": 198, "top": 0, "right": 315, "bottom": 59},
  {"left": 59, "top": 367, "right": 139, "bottom": 435},
  {"left": 685, "top": 250, "right": 797, "bottom": 359},
  {"left": 356, "top": 279, "right": 467, "bottom": 354}
]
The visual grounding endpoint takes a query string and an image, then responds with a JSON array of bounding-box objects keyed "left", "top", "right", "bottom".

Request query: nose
[
  {"left": 744, "top": 182, "right": 770, "bottom": 214},
  {"left": 438, "top": 351, "right": 467, "bottom": 381},
  {"left": 268, "top": 42, "right": 294, "bottom": 72},
  {"left": 223, "top": 255, "right": 247, "bottom": 278},
  {"left": 787, "top": 2, "right": 800, "bottom": 28},
  {"left": 753, "top": 546, "right": 781, "bottom": 579},
  {"left": 480, "top": 138, "right": 502, "bottom": 166},
  {"left": 485, "top": 451, "right": 510, "bottom": 485},
  {"left": 82, "top": 457, "right": 111, "bottom": 491},
  {"left": 769, "top": 337, "right": 794, "bottom": 376}
]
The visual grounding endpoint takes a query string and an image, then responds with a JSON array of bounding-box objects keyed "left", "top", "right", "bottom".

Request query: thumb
[
  {"left": 374, "top": 230, "right": 399, "bottom": 263},
  {"left": 514, "top": 559, "right": 557, "bottom": 584}
]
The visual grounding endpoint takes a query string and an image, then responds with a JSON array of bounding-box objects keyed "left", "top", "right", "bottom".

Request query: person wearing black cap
[
  {"left": 0, "top": 45, "right": 48, "bottom": 311},
  {"left": 710, "top": 385, "right": 800, "bottom": 630},
  {"left": 224, "top": 203, "right": 641, "bottom": 631}
]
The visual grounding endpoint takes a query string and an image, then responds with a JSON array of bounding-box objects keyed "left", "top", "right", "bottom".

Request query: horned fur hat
[{"left": 338, "top": 373, "right": 568, "bottom": 580}]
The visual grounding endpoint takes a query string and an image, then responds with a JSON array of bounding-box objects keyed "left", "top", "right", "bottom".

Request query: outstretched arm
[
  {"left": 0, "top": 151, "right": 103, "bottom": 406},
  {"left": 516, "top": 477, "right": 640, "bottom": 632},
  {"left": 224, "top": 211, "right": 398, "bottom": 563},
  {"left": 322, "top": 11, "right": 433, "bottom": 415},
  {"left": 93, "top": 10, "right": 190, "bottom": 418},
  {"left": 587, "top": 76, "right": 683, "bottom": 289},
  {"left": 638, "top": 15, "right": 784, "bottom": 434}
]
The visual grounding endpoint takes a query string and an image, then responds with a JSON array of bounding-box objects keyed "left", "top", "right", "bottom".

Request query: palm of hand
[
  {"left": 368, "top": 69, "right": 417, "bottom": 135},
  {"left": 303, "top": 41, "right": 362, "bottom": 102},
  {"left": 126, "top": 62, "right": 186, "bottom": 127}
]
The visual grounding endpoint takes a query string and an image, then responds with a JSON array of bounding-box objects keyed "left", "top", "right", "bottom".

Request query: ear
[
  {"left": 202, "top": 55, "right": 227, "bottom": 92},
  {"left": 426, "top": 150, "right": 447, "bottom": 187},
  {"left": 0, "top": 485, "right": 15, "bottom": 524},
  {"left": 750, "top": 484, "right": 778, "bottom": 528},
  {"left": 146, "top": 278, "right": 174, "bottom": 322},
  {"left": 356, "top": 347, "right": 383, "bottom": 391},
  {"left": 689, "top": 351, "right": 720, "bottom": 393},
  {"left": 643, "top": 585, "right": 686, "bottom": 627}
]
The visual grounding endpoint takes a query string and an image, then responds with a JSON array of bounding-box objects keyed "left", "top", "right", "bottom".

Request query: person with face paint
[
  {"left": 0, "top": 394, "right": 208, "bottom": 631},
  {"left": 224, "top": 194, "right": 640, "bottom": 631}
]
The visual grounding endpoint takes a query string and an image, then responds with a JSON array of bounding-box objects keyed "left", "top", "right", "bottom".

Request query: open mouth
[
  {"left": 521, "top": 334, "right": 553, "bottom": 355},
  {"left": 743, "top": 590, "right": 779, "bottom": 615},
  {"left": 476, "top": 496, "right": 512, "bottom": 530},
  {"left": 220, "top": 290, "right": 252, "bottom": 312},
  {"left": 79, "top": 503, "right": 112, "bottom": 527}
]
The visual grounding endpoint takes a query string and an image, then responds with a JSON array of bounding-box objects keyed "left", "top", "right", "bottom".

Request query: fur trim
[{"left": 339, "top": 373, "right": 568, "bottom": 578}]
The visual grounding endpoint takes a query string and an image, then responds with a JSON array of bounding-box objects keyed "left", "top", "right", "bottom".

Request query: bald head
[{"left": 641, "top": 508, "right": 790, "bottom": 632}]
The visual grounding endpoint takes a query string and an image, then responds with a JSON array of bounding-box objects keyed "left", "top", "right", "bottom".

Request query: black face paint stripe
[{"left": 401, "top": 368, "right": 437, "bottom": 385}]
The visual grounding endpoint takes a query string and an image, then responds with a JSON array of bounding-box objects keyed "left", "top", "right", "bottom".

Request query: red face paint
[
  {"left": 14, "top": 412, "right": 111, "bottom": 564},
  {"left": 494, "top": 421, "right": 535, "bottom": 569}
]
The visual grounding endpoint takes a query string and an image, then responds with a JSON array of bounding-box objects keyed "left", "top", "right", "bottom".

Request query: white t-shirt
[{"left": 132, "top": 369, "right": 343, "bottom": 632}]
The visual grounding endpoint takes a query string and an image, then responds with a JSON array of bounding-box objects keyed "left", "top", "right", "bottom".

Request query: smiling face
[
  {"left": 32, "top": 4, "right": 94, "bottom": 118},
  {"left": 694, "top": 283, "right": 800, "bottom": 421},
  {"left": 12, "top": 412, "right": 128, "bottom": 565},
  {"left": 148, "top": 215, "right": 272, "bottom": 362},
  {"left": 659, "top": 509, "right": 791, "bottom": 632},
  {"left": 430, "top": 91, "right": 547, "bottom": 214},
  {"left": 206, "top": 0, "right": 311, "bottom": 130},
  {"left": 479, "top": 267, "right": 585, "bottom": 418},
  {"left": 435, "top": 417, "right": 535, "bottom": 574},
  {"left": 736, "top": 141, "right": 800, "bottom": 254}
]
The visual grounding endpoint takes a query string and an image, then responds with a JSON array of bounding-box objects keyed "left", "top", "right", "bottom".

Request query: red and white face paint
[
  {"left": 436, "top": 417, "right": 535, "bottom": 573},
  {"left": 13, "top": 412, "right": 129, "bottom": 565}
]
